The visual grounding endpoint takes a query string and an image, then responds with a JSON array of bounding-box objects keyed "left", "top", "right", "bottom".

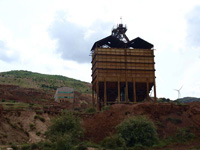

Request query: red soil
[
  {"left": 0, "top": 84, "right": 92, "bottom": 111},
  {"left": 83, "top": 102, "right": 200, "bottom": 143},
  {"left": 0, "top": 84, "right": 54, "bottom": 103}
]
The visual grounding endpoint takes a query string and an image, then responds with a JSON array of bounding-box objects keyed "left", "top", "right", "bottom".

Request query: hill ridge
[{"left": 0, "top": 70, "right": 91, "bottom": 93}]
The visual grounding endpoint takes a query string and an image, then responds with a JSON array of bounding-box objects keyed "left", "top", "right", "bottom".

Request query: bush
[
  {"left": 21, "top": 144, "right": 31, "bottom": 150},
  {"left": 78, "top": 141, "right": 101, "bottom": 149},
  {"left": 29, "top": 123, "right": 35, "bottom": 130},
  {"left": 174, "top": 128, "right": 195, "bottom": 142},
  {"left": 55, "top": 134, "right": 75, "bottom": 150},
  {"left": 46, "top": 112, "right": 83, "bottom": 143},
  {"left": 76, "top": 143, "right": 88, "bottom": 150},
  {"left": 85, "top": 107, "right": 96, "bottom": 114},
  {"left": 39, "top": 141, "right": 53, "bottom": 150},
  {"left": 101, "top": 105, "right": 110, "bottom": 112},
  {"left": 101, "top": 134, "right": 127, "bottom": 150},
  {"left": 36, "top": 131, "right": 41, "bottom": 136},
  {"left": 116, "top": 116, "right": 158, "bottom": 147},
  {"left": 30, "top": 143, "right": 39, "bottom": 150},
  {"left": 128, "top": 144, "right": 148, "bottom": 150},
  {"left": 34, "top": 115, "right": 45, "bottom": 122},
  {"left": 11, "top": 144, "right": 18, "bottom": 150}
]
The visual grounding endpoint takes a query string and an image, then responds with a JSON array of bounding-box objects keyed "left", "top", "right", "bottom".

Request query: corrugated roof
[
  {"left": 56, "top": 87, "right": 74, "bottom": 92},
  {"left": 128, "top": 37, "right": 154, "bottom": 49},
  {"left": 91, "top": 30, "right": 154, "bottom": 50},
  {"left": 91, "top": 35, "right": 126, "bottom": 51}
]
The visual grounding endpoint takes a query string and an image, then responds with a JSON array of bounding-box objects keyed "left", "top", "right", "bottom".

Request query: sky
[{"left": 0, "top": 0, "right": 200, "bottom": 100}]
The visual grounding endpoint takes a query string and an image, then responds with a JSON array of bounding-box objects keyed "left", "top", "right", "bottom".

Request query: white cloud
[{"left": 0, "top": 0, "right": 200, "bottom": 98}]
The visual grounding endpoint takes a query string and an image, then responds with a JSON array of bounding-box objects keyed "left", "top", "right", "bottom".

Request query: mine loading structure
[{"left": 91, "top": 23, "right": 156, "bottom": 110}]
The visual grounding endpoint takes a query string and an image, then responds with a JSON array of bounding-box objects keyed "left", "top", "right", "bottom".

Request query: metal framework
[{"left": 91, "top": 24, "right": 156, "bottom": 110}]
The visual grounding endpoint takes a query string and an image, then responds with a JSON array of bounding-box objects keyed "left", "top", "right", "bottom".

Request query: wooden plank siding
[{"left": 92, "top": 48, "right": 156, "bottom": 110}]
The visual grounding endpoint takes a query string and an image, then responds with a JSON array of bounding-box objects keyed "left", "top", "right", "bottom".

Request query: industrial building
[
  {"left": 54, "top": 87, "right": 74, "bottom": 103},
  {"left": 91, "top": 23, "right": 156, "bottom": 110}
]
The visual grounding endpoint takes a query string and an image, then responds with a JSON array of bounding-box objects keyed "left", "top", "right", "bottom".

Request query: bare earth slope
[{"left": 83, "top": 102, "right": 200, "bottom": 143}]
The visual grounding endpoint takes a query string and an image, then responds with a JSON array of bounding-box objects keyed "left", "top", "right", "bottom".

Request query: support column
[
  {"left": 96, "top": 79, "right": 100, "bottom": 111},
  {"left": 92, "top": 86, "right": 94, "bottom": 107},
  {"left": 133, "top": 80, "right": 136, "bottom": 102},
  {"left": 104, "top": 79, "right": 107, "bottom": 106},
  {"left": 154, "top": 79, "right": 157, "bottom": 102},
  {"left": 118, "top": 76, "right": 120, "bottom": 103},
  {"left": 153, "top": 49, "right": 157, "bottom": 102},
  {"left": 125, "top": 81, "right": 128, "bottom": 102},
  {"left": 146, "top": 79, "right": 149, "bottom": 101}
]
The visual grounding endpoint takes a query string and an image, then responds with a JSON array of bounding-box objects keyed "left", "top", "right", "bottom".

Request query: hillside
[
  {"left": 176, "top": 97, "right": 200, "bottom": 103},
  {"left": 0, "top": 70, "right": 92, "bottom": 111},
  {"left": 0, "top": 102, "right": 200, "bottom": 150},
  {"left": 0, "top": 70, "right": 91, "bottom": 93}
]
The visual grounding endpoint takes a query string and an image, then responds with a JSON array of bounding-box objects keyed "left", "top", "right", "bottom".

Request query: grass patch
[
  {"left": 84, "top": 107, "right": 96, "bottom": 114},
  {"left": 34, "top": 115, "right": 45, "bottom": 122},
  {"left": 101, "top": 105, "right": 110, "bottom": 112},
  {"left": 29, "top": 123, "right": 35, "bottom": 130}
]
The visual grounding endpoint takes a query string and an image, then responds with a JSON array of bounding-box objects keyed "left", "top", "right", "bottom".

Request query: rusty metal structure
[{"left": 91, "top": 23, "right": 156, "bottom": 110}]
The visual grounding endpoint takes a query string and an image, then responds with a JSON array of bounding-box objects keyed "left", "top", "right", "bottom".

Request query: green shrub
[
  {"left": 11, "top": 144, "right": 18, "bottom": 150},
  {"left": 128, "top": 144, "right": 148, "bottom": 150},
  {"left": 34, "top": 115, "right": 45, "bottom": 122},
  {"left": 46, "top": 112, "right": 83, "bottom": 143},
  {"left": 101, "top": 105, "right": 110, "bottom": 112},
  {"left": 174, "top": 128, "right": 195, "bottom": 142},
  {"left": 40, "top": 141, "right": 53, "bottom": 149},
  {"left": 36, "top": 131, "right": 41, "bottom": 136},
  {"left": 116, "top": 116, "right": 158, "bottom": 147},
  {"left": 30, "top": 143, "right": 39, "bottom": 150},
  {"left": 55, "top": 134, "right": 75, "bottom": 150},
  {"left": 29, "top": 123, "right": 35, "bottom": 130},
  {"left": 78, "top": 141, "right": 101, "bottom": 149},
  {"left": 21, "top": 144, "right": 31, "bottom": 150},
  {"left": 76, "top": 143, "right": 88, "bottom": 150},
  {"left": 85, "top": 107, "right": 96, "bottom": 114},
  {"left": 101, "top": 134, "right": 127, "bottom": 150}
]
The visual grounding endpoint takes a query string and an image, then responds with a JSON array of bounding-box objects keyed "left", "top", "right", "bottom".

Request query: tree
[
  {"left": 116, "top": 116, "right": 158, "bottom": 147},
  {"left": 46, "top": 112, "right": 84, "bottom": 145}
]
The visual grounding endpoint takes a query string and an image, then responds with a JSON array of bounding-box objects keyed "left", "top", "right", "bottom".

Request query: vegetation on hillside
[
  {"left": 175, "top": 97, "right": 200, "bottom": 103},
  {"left": 116, "top": 116, "right": 158, "bottom": 148},
  {"left": 0, "top": 70, "right": 91, "bottom": 93},
  {"left": 157, "top": 97, "right": 200, "bottom": 103}
]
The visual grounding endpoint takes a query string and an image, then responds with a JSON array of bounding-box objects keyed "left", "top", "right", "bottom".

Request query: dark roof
[
  {"left": 91, "top": 35, "right": 125, "bottom": 51},
  {"left": 91, "top": 36, "right": 154, "bottom": 51},
  {"left": 128, "top": 37, "right": 154, "bottom": 49}
]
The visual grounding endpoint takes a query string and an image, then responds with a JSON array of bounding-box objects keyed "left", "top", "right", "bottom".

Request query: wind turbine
[{"left": 174, "top": 85, "right": 183, "bottom": 99}]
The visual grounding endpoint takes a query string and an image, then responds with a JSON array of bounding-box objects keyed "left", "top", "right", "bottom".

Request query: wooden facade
[{"left": 91, "top": 24, "right": 156, "bottom": 110}]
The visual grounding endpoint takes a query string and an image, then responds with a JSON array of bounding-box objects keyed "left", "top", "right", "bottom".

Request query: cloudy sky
[{"left": 0, "top": 0, "right": 200, "bottom": 99}]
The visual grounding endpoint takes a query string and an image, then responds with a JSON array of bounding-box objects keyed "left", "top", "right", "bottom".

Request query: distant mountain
[
  {"left": 175, "top": 97, "right": 200, "bottom": 103},
  {"left": 0, "top": 70, "right": 91, "bottom": 93}
]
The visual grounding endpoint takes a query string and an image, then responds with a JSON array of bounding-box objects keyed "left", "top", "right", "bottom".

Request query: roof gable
[
  {"left": 91, "top": 35, "right": 125, "bottom": 51},
  {"left": 128, "top": 37, "right": 153, "bottom": 49}
]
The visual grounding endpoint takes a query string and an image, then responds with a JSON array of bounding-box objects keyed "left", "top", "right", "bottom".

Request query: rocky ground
[{"left": 0, "top": 84, "right": 200, "bottom": 149}]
